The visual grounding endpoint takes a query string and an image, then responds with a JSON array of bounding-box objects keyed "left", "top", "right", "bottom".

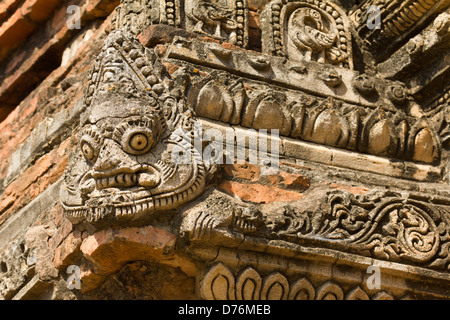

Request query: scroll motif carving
[
  {"left": 262, "top": 0, "right": 353, "bottom": 68},
  {"left": 188, "top": 191, "right": 450, "bottom": 272},
  {"left": 326, "top": 193, "right": 441, "bottom": 264},
  {"left": 60, "top": 30, "right": 206, "bottom": 224},
  {"left": 200, "top": 263, "right": 408, "bottom": 300}
]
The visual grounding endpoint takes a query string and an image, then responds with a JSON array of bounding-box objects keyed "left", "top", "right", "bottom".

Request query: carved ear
[
  {"left": 161, "top": 95, "right": 186, "bottom": 131},
  {"left": 158, "top": 67, "right": 197, "bottom": 131}
]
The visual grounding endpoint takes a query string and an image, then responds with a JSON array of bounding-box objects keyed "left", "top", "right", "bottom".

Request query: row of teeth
[
  {"left": 87, "top": 207, "right": 111, "bottom": 222},
  {"left": 233, "top": 218, "right": 258, "bottom": 232},
  {"left": 95, "top": 173, "right": 138, "bottom": 189},
  {"left": 63, "top": 181, "right": 203, "bottom": 221},
  {"left": 115, "top": 201, "right": 153, "bottom": 217},
  {"left": 66, "top": 209, "right": 87, "bottom": 218},
  {"left": 63, "top": 165, "right": 206, "bottom": 221}
]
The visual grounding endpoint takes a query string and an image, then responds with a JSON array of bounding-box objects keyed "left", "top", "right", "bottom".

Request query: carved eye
[
  {"left": 81, "top": 142, "right": 96, "bottom": 161},
  {"left": 121, "top": 128, "right": 154, "bottom": 155},
  {"left": 129, "top": 133, "right": 149, "bottom": 151},
  {"left": 113, "top": 115, "right": 162, "bottom": 155},
  {"left": 309, "top": 9, "right": 321, "bottom": 20},
  {"left": 79, "top": 126, "right": 103, "bottom": 163}
]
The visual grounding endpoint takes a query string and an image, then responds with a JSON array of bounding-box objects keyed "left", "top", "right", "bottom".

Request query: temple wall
[{"left": 0, "top": 0, "right": 449, "bottom": 300}]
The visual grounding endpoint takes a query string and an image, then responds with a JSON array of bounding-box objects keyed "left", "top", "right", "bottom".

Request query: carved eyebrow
[{"left": 88, "top": 114, "right": 143, "bottom": 125}]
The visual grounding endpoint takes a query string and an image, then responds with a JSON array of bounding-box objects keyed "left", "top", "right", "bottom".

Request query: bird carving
[
  {"left": 187, "top": 0, "right": 238, "bottom": 38},
  {"left": 289, "top": 8, "right": 345, "bottom": 64}
]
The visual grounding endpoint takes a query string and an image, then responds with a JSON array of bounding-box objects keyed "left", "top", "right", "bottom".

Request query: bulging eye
[
  {"left": 129, "top": 133, "right": 149, "bottom": 151},
  {"left": 120, "top": 128, "right": 154, "bottom": 155},
  {"left": 113, "top": 115, "right": 162, "bottom": 155},
  {"left": 79, "top": 126, "right": 103, "bottom": 163},
  {"left": 81, "top": 142, "right": 96, "bottom": 161}
]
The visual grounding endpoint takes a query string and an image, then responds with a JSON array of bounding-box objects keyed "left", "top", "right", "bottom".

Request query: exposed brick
[
  {"left": 138, "top": 24, "right": 195, "bottom": 48},
  {"left": 0, "top": 136, "right": 73, "bottom": 226},
  {"left": 0, "top": 0, "right": 22, "bottom": 24},
  {"left": 86, "top": 0, "right": 120, "bottom": 18},
  {"left": 266, "top": 174, "right": 283, "bottom": 185},
  {"left": 0, "top": 0, "right": 62, "bottom": 66},
  {"left": 330, "top": 183, "right": 370, "bottom": 195},
  {"left": 221, "top": 41, "right": 241, "bottom": 51},
  {"left": 218, "top": 180, "right": 305, "bottom": 203},
  {"left": 0, "top": 195, "right": 15, "bottom": 214},
  {"left": 248, "top": 11, "right": 260, "bottom": 29},
  {"left": 248, "top": 0, "right": 268, "bottom": 12},
  {"left": 76, "top": 225, "right": 199, "bottom": 293},
  {"left": 0, "top": 0, "right": 116, "bottom": 122},
  {"left": 21, "top": 0, "right": 61, "bottom": 23},
  {"left": 53, "top": 230, "right": 82, "bottom": 270},
  {"left": 224, "top": 163, "right": 261, "bottom": 181},
  {"left": 49, "top": 218, "right": 73, "bottom": 251},
  {"left": 0, "top": 10, "right": 35, "bottom": 52},
  {"left": 278, "top": 171, "right": 310, "bottom": 191},
  {"left": 162, "top": 62, "right": 180, "bottom": 75},
  {"left": 80, "top": 226, "right": 177, "bottom": 271}
]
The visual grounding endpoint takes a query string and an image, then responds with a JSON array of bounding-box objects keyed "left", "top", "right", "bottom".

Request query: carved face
[{"left": 61, "top": 93, "right": 206, "bottom": 224}]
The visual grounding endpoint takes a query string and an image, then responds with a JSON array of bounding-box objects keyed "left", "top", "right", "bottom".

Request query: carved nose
[{"left": 93, "top": 139, "right": 137, "bottom": 172}]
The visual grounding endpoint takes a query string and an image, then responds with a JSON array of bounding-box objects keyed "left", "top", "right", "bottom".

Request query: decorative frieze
[
  {"left": 350, "top": 0, "right": 446, "bottom": 52},
  {"left": 112, "top": 0, "right": 182, "bottom": 34},
  {"left": 168, "top": 40, "right": 441, "bottom": 164},
  {"left": 261, "top": 0, "right": 353, "bottom": 69},
  {"left": 185, "top": 0, "right": 248, "bottom": 47},
  {"left": 200, "top": 263, "right": 409, "bottom": 300},
  {"left": 112, "top": 0, "right": 249, "bottom": 47},
  {"left": 185, "top": 190, "right": 450, "bottom": 272}
]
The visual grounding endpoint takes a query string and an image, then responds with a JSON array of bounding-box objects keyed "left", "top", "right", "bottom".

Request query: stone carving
[
  {"left": 112, "top": 0, "right": 249, "bottom": 47},
  {"left": 187, "top": 190, "right": 450, "bottom": 271},
  {"left": 200, "top": 263, "right": 409, "bottom": 300},
  {"left": 427, "top": 89, "right": 450, "bottom": 150},
  {"left": 168, "top": 39, "right": 441, "bottom": 164},
  {"left": 60, "top": 30, "right": 206, "bottom": 224},
  {"left": 351, "top": 0, "right": 442, "bottom": 48},
  {"left": 241, "top": 90, "right": 292, "bottom": 136},
  {"left": 325, "top": 192, "right": 443, "bottom": 264},
  {"left": 353, "top": 74, "right": 378, "bottom": 99},
  {"left": 219, "top": 81, "right": 439, "bottom": 162},
  {"left": 112, "top": 0, "right": 181, "bottom": 34},
  {"left": 262, "top": 0, "right": 353, "bottom": 68},
  {"left": 0, "top": 239, "right": 29, "bottom": 299},
  {"left": 185, "top": 0, "right": 248, "bottom": 47},
  {"left": 288, "top": 7, "right": 345, "bottom": 65},
  {"left": 187, "top": 73, "right": 246, "bottom": 125}
]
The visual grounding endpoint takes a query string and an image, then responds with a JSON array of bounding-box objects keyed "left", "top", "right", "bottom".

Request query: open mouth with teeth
[
  {"left": 91, "top": 165, "right": 161, "bottom": 190},
  {"left": 62, "top": 160, "right": 206, "bottom": 223}
]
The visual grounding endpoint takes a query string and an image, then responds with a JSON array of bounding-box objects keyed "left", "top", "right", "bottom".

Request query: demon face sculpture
[{"left": 61, "top": 30, "right": 206, "bottom": 225}]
